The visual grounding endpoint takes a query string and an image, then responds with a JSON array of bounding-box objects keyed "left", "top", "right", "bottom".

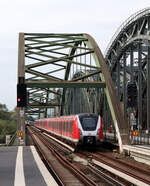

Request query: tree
[{"left": 0, "top": 103, "right": 17, "bottom": 143}]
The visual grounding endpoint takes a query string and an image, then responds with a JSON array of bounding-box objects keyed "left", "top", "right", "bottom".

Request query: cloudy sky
[{"left": 0, "top": 0, "right": 149, "bottom": 110}]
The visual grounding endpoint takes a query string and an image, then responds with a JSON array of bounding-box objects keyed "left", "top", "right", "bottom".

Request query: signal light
[
  {"left": 17, "top": 84, "right": 27, "bottom": 107},
  {"left": 17, "top": 98, "right": 21, "bottom": 102},
  {"left": 127, "top": 82, "right": 137, "bottom": 107},
  {"left": 128, "top": 98, "right": 131, "bottom": 102}
]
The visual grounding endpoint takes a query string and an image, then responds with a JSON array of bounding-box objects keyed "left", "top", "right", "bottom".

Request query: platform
[
  {"left": 0, "top": 146, "right": 58, "bottom": 186},
  {"left": 123, "top": 145, "right": 150, "bottom": 165}
]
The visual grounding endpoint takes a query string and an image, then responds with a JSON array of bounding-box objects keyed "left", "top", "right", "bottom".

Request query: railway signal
[
  {"left": 17, "top": 84, "right": 27, "bottom": 107},
  {"left": 127, "top": 82, "right": 137, "bottom": 107}
]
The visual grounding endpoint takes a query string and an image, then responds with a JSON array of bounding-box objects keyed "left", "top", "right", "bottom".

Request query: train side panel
[
  {"left": 72, "top": 116, "right": 80, "bottom": 142},
  {"left": 35, "top": 113, "right": 102, "bottom": 145}
]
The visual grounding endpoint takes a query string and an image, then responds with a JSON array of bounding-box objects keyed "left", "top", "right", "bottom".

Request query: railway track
[
  {"left": 79, "top": 150, "right": 150, "bottom": 186},
  {"left": 27, "top": 126, "right": 150, "bottom": 185}
]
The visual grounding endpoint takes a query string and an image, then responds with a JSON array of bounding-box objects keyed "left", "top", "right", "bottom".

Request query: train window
[
  {"left": 64, "top": 120, "right": 66, "bottom": 135},
  {"left": 59, "top": 120, "right": 60, "bottom": 130},
  {"left": 69, "top": 121, "right": 71, "bottom": 133},
  {"left": 79, "top": 114, "right": 98, "bottom": 131},
  {"left": 68, "top": 121, "right": 70, "bottom": 133},
  {"left": 81, "top": 118, "right": 97, "bottom": 131},
  {"left": 54, "top": 120, "right": 55, "bottom": 130},
  {"left": 70, "top": 121, "right": 73, "bottom": 133},
  {"left": 63, "top": 121, "right": 65, "bottom": 132},
  {"left": 62, "top": 121, "right": 65, "bottom": 132},
  {"left": 66, "top": 121, "right": 68, "bottom": 135}
]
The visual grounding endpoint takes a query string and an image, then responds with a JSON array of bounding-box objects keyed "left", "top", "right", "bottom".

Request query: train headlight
[
  {"left": 79, "top": 129, "right": 82, "bottom": 135},
  {"left": 97, "top": 129, "right": 100, "bottom": 135}
]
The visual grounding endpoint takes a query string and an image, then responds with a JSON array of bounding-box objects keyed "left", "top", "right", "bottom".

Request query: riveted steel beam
[{"left": 26, "top": 81, "right": 106, "bottom": 88}]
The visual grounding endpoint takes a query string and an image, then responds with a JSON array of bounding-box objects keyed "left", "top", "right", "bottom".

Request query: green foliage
[{"left": 0, "top": 103, "right": 17, "bottom": 143}]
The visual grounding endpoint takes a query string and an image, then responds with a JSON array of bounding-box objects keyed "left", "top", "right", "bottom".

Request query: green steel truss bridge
[{"left": 17, "top": 8, "right": 150, "bottom": 151}]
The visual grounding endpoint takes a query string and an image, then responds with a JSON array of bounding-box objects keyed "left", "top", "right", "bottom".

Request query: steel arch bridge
[
  {"left": 17, "top": 33, "right": 128, "bottom": 151},
  {"left": 105, "top": 7, "right": 150, "bottom": 132}
]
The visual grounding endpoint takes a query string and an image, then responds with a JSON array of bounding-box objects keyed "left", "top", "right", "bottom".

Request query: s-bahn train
[{"left": 35, "top": 113, "right": 103, "bottom": 145}]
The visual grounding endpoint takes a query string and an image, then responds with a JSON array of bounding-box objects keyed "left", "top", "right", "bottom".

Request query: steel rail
[
  {"left": 90, "top": 152, "right": 150, "bottom": 185},
  {"left": 96, "top": 151, "right": 150, "bottom": 176},
  {"left": 88, "top": 163, "right": 124, "bottom": 186}
]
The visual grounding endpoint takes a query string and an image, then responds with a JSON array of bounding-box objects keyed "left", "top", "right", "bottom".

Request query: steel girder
[{"left": 105, "top": 8, "right": 150, "bottom": 132}]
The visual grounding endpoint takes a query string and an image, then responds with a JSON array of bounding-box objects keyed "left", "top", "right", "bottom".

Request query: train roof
[{"left": 36, "top": 113, "right": 99, "bottom": 121}]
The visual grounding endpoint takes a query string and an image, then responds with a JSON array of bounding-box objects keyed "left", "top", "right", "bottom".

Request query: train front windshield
[{"left": 79, "top": 114, "right": 98, "bottom": 131}]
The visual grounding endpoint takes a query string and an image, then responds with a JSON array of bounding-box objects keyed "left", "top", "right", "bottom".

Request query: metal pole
[
  {"left": 123, "top": 53, "right": 127, "bottom": 118},
  {"left": 138, "top": 43, "right": 142, "bottom": 131},
  {"left": 17, "top": 33, "right": 25, "bottom": 146},
  {"left": 147, "top": 44, "right": 150, "bottom": 132},
  {"left": 117, "top": 62, "right": 120, "bottom": 97},
  {"left": 130, "top": 45, "right": 134, "bottom": 82}
]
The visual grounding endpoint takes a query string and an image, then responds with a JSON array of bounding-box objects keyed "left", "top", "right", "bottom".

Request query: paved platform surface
[
  {"left": 123, "top": 144, "right": 150, "bottom": 155},
  {"left": 123, "top": 145, "right": 150, "bottom": 165},
  {"left": 0, "top": 146, "right": 58, "bottom": 186}
]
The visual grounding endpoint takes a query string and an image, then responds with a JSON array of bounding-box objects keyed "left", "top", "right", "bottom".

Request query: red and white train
[{"left": 35, "top": 113, "right": 103, "bottom": 145}]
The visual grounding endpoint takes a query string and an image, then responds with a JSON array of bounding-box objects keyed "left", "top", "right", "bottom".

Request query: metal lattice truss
[
  {"left": 105, "top": 8, "right": 150, "bottom": 130},
  {"left": 23, "top": 33, "right": 105, "bottom": 116}
]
